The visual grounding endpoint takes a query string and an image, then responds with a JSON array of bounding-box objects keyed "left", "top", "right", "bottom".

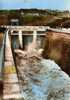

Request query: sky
[{"left": 0, "top": 0, "right": 70, "bottom": 10}]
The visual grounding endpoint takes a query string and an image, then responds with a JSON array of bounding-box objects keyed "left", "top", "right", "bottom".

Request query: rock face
[
  {"left": 43, "top": 31, "right": 70, "bottom": 75},
  {"left": 15, "top": 49, "right": 70, "bottom": 100}
]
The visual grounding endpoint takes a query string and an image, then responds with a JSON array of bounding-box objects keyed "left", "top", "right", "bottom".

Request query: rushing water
[
  {"left": 27, "top": 31, "right": 38, "bottom": 52},
  {"left": 18, "top": 30, "right": 23, "bottom": 49},
  {"left": 11, "top": 31, "right": 45, "bottom": 51},
  {"left": 33, "top": 31, "right": 37, "bottom": 43}
]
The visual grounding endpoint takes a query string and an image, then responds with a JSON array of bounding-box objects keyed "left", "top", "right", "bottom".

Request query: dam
[{"left": 0, "top": 26, "right": 70, "bottom": 100}]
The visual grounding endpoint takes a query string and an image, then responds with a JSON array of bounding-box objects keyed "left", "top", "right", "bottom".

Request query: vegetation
[{"left": 0, "top": 9, "right": 70, "bottom": 27}]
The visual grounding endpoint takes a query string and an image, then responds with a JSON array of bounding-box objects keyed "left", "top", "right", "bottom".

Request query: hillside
[{"left": 0, "top": 9, "right": 70, "bottom": 27}]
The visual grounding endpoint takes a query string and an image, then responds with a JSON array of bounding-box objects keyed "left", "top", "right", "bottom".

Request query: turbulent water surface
[{"left": 15, "top": 49, "right": 70, "bottom": 100}]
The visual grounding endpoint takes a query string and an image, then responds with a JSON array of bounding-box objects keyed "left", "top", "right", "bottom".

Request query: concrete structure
[
  {"left": 3, "top": 26, "right": 47, "bottom": 35},
  {"left": 1, "top": 26, "right": 70, "bottom": 50},
  {"left": 0, "top": 26, "right": 70, "bottom": 99},
  {"left": 3, "top": 30, "right": 23, "bottom": 99},
  {"left": 2, "top": 26, "right": 47, "bottom": 50}
]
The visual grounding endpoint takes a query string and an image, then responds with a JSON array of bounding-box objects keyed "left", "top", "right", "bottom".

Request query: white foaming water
[
  {"left": 16, "top": 49, "right": 70, "bottom": 100},
  {"left": 27, "top": 30, "right": 37, "bottom": 52},
  {"left": 18, "top": 30, "right": 23, "bottom": 49},
  {"left": 33, "top": 30, "right": 37, "bottom": 43}
]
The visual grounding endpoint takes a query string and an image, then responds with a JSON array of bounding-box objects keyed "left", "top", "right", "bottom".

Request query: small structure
[{"left": 10, "top": 19, "right": 19, "bottom": 26}]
